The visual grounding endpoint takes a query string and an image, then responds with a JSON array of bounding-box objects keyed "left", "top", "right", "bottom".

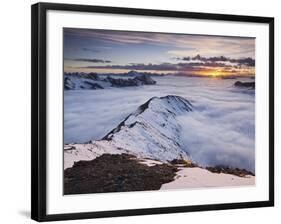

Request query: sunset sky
[{"left": 64, "top": 28, "right": 255, "bottom": 77}]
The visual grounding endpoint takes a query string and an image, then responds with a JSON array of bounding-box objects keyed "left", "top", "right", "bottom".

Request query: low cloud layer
[{"left": 64, "top": 76, "right": 255, "bottom": 172}]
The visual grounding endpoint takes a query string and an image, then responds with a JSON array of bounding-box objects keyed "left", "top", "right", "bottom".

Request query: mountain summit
[{"left": 64, "top": 95, "right": 192, "bottom": 169}]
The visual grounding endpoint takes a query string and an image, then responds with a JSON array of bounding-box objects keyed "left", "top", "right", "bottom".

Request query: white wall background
[{"left": 0, "top": 0, "right": 279, "bottom": 223}]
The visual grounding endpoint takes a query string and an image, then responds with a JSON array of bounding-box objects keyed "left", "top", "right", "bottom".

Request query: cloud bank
[{"left": 64, "top": 76, "right": 255, "bottom": 172}]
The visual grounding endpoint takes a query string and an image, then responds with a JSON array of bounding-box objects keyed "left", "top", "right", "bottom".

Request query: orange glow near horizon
[
  {"left": 190, "top": 68, "right": 225, "bottom": 77},
  {"left": 212, "top": 72, "right": 219, "bottom": 78},
  {"left": 190, "top": 67, "right": 255, "bottom": 77},
  {"left": 64, "top": 66, "right": 255, "bottom": 77}
]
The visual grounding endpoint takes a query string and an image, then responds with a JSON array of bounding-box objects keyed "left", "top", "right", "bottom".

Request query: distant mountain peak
[
  {"left": 127, "top": 70, "right": 140, "bottom": 76},
  {"left": 64, "top": 71, "right": 156, "bottom": 90}
]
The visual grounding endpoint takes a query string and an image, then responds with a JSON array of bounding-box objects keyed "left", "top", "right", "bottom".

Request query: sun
[{"left": 212, "top": 72, "right": 220, "bottom": 77}]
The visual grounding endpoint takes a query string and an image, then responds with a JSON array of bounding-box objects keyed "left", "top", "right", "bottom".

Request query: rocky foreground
[
  {"left": 64, "top": 153, "right": 255, "bottom": 195},
  {"left": 64, "top": 154, "right": 177, "bottom": 194}
]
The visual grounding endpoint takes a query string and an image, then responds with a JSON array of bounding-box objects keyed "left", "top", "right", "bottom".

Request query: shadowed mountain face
[{"left": 64, "top": 95, "right": 193, "bottom": 169}]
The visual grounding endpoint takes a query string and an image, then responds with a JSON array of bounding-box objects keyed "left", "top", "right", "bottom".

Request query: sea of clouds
[{"left": 64, "top": 76, "right": 255, "bottom": 172}]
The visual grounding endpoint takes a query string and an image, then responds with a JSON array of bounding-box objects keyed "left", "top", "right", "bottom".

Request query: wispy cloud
[
  {"left": 67, "top": 58, "right": 112, "bottom": 63},
  {"left": 65, "top": 28, "right": 255, "bottom": 58},
  {"left": 82, "top": 46, "right": 113, "bottom": 52},
  {"left": 166, "top": 37, "right": 255, "bottom": 58}
]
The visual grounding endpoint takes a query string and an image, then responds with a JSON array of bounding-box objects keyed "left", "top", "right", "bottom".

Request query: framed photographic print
[{"left": 31, "top": 2, "right": 274, "bottom": 222}]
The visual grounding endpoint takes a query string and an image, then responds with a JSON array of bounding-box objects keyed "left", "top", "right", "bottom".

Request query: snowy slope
[
  {"left": 64, "top": 142, "right": 129, "bottom": 169},
  {"left": 102, "top": 95, "right": 192, "bottom": 160},
  {"left": 161, "top": 167, "right": 255, "bottom": 189},
  {"left": 64, "top": 95, "right": 192, "bottom": 169}
]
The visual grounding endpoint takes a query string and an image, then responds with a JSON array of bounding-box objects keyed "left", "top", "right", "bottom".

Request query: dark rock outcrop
[
  {"left": 206, "top": 165, "right": 255, "bottom": 177},
  {"left": 64, "top": 153, "right": 178, "bottom": 194},
  {"left": 234, "top": 81, "right": 255, "bottom": 89},
  {"left": 170, "top": 159, "right": 198, "bottom": 168}
]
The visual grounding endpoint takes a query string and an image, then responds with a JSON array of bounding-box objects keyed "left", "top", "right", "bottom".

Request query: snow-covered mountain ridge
[{"left": 64, "top": 95, "right": 192, "bottom": 169}]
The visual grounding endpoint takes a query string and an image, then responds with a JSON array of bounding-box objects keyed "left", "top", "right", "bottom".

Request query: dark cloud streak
[
  {"left": 71, "top": 58, "right": 112, "bottom": 63},
  {"left": 177, "top": 54, "right": 255, "bottom": 67}
]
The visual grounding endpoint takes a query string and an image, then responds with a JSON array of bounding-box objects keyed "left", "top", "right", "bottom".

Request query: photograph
[
  {"left": 63, "top": 28, "right": 256, "bottom": 195},
  {"left": 29, "top": 2, "right": 274, "bottom": 221}
]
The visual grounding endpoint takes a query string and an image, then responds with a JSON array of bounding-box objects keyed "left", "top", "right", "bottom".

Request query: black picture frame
[{"left": 31, "top": 2, "right": 274, "bottom": 222}]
